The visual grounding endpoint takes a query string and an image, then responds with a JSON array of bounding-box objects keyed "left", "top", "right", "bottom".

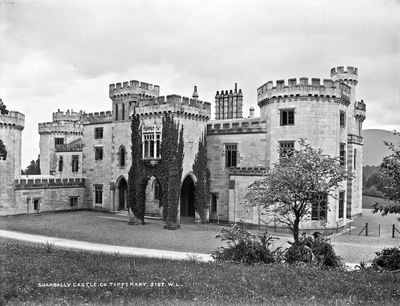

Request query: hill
[{"left": 363, "top": 129, "right": 400, "bottom": 166}]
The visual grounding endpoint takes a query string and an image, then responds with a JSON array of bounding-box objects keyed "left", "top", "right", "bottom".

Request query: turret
[{"left": 330, "top": 66, "right": 358, "bottom": 102}]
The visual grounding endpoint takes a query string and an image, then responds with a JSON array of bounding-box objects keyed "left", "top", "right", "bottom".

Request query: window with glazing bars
[
  {"left": 225, "top": 144, "right": 237, "bottom": 167},
  {"left": 280, "top": 109, "right": 295, "bottom": 126},
  {"left": 311, "top": 193, "right": 327, "bottom": 221}
]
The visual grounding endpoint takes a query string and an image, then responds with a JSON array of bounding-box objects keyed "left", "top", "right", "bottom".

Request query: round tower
[
  {"left": 38, "top": 110, "right": 83, "bottom": 175},
  {"left": 0, "top": 111, "right": 25, "bottom": 214},
  {"left": 330, "top": 66, "right": 358, "bottom": 102}
]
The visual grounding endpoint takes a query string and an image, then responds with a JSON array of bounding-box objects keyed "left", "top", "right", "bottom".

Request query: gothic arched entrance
[
  {"left": 180, "top": 175, "right": 195, "bottom": 217},
  {"left": 117, "top": 176, "right": 128, "bottom": 211}
]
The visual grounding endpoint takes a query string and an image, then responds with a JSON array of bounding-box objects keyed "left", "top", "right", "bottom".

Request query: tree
[
  {"left": 244, "top": 140, "right": 352, "bottom": 242},
  {"left": 373, "top": 131, "right": 400, "bottom": 219},
  {"left": 0, "top": 98, "right": 9, "bottom": 115},
  {"left": 23, "top": 156, "right": 41, "bottom": 175}
]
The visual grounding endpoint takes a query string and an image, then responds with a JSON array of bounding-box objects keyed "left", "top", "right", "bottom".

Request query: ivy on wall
[
  {"left": 192, "top": 133, "right": 210, "bottom": 222},
  {"left": 127, "top": 113, "right": 184, "bottom": 230}
]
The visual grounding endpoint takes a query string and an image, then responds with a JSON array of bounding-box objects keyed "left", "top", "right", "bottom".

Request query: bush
[
  {"left": 372, "top": 246, "right": 400, "bottom": 271},
  {"left": 212, "top": 220, "right": 276, "bottom": 265},
  {"left": 285, "top": 232, "right": 343, "bottom": 268}
]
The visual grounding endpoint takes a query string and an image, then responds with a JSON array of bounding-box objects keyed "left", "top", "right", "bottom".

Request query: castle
[{"left": 0, "top": 66, "right": 366, "bottom": 233}]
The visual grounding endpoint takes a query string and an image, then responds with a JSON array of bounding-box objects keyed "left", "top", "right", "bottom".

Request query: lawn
[
  {"left": 1, "top": 238, "right": 400, "bottom": 306},
  {"left": 362, "top": 195, "right": 395, "bottom": 209},
  {"left": 0, "top": 211, "right": 227, "bottom": 254}
]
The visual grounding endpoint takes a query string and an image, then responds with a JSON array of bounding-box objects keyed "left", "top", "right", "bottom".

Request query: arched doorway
[
  {"left": 180, "top": 175, "right": 195, "bottom": 217},
  {"left": 117, "top": 177, "right": 128, "bottom": 211}
]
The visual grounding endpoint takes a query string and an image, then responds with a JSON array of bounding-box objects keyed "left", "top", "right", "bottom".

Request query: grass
[
  {"left": 1, "top": 238, "right": 400, "bottom": 306},
  {"left": 362, "top": 195, "right": 395, "bottom": 209},
  {"left": 0, "top": 211, "right": 226, "bottom": 254}
]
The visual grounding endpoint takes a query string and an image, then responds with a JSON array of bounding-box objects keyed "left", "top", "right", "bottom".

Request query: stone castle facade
[{"left": 0, "top": 66, "right": 366, "bottom": 233}]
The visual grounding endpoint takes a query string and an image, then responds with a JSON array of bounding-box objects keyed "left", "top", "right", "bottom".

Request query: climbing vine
[
  {"left": 192, "top": 132, "right": 210, "bottom": 222},
  {"left": 127, "top": 113, "right": 184, "bottom": 230}
]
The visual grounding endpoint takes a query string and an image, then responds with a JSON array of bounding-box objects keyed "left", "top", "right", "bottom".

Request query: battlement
[
  {"left": 207, "top": 118, "right": 267, "bottom": 135},
  {"left": 135, "top": 94, "right": 212, "bottom": 119},
  {"left": 229, "top": 166, "right": 268, "bottom": 176},
  {"left": 330, "top": 66, "right": 358, "bottom": 85},
  {"left": 81, "top": 111, "right": 113, "bottom": 124},
  {"left": 257, "top": 78, "right": 351, "bottom": 105},
  {"left": 0, "top": 111, "right": 25, "bottom": 130},
  {"left": 53, "top": 109, "right": 84, "bottom": 122},
  {"left": 355, "top": 100, "right": 366, "bottom": 122},
  {"left": 330, "top": 66, "right": 358, "bottom": 76},
  {"left": 109, "top": 80, "right": 160, "bottom": 99},
  {"left": 15, "top": 177, "right": 86, "bottom": 189},
  {"left": 55, "top": 143, "right": 84, "bottom": 152},
  {"left": 38, "top": 121, "right": 84, "bottom": 134}
]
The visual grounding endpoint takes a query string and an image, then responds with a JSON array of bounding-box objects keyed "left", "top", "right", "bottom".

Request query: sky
[{"left": 1, "top": 0, "right": 399, "bottom": 168}]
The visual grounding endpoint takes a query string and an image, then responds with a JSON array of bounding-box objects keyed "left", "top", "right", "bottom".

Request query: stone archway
[
  {"left": 180, "top": 175, "right": 195, "bottom": 217},
  {"left": 116, "top": 176, "right": 128, "bottom": 211}
]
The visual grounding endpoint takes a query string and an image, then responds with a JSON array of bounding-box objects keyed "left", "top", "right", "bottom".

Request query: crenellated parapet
[
  {"left": 52, "top": 109, "right": 84, "bottom": 122},
  {"left": 14, "top": 177, "right": 86, "bottom": 189},
  {"left": 38, "top": 121, "right": 84, "bottom": 135},
  {"left": 109, "top": 80, "right": 160, "bottom": 100},
  {"left": 207, "top": 118, "right": 267, "bottom": 135},
  {"left": 229, "top": 166, "right": 268, "bottom": 176},
  {"left": 257, "top": 78, "right": 351, "bottom": 107},
  {"left": 0, "top": 111, "right": 25, "bottom": 131},
  {"left": 55, "top": 143, "right": 84, "bottom": 152},
  {"left": 134, "top": 94, "right": 211, "bottom": 121},
  {"left": 81, "top": 111, "right": 113, "bottom": 124},
  {"left": 355, "top": 100, "right": 366, "bottom": 122},
  {"left": 330, "top": 66, "right": 358, "bottom": 86}
]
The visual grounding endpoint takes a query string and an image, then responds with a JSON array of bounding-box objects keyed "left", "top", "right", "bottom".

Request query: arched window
[
  {"left": 153, "top": 180, "right": 160, "bottom": 200},
  {"left": 119, "top": 146, "right": 126, "bottom": 167}
]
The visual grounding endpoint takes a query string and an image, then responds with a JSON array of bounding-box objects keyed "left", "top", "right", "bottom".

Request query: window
[
  {"left": 354, "top": 149, "right": 357, "bottom": 169},
  {"left": 58, "top": 156, "right": 63, "bottom": 172},
  {"left": 279, "top": 141, "right": 294, "bottom": 158},
  {"left": 94, "top": 127, "right": 103, "bottom": 139},
  {"left": 70, "top": 197, "right": 79, "bottom": 208},
  {"left": 121, "top": 103, "right": 125, "bottom": 121},
  {"left": 340, "top": 111, "right": 346, "bottom": 128},
  {"left": 143, "top": 133, "right": 161, "bottom": 159},
  {"left": 95, "top": 147, "right": 104, "bottom": 160},
  {"left": 280, "top": 109, "right": 295, "bottom": 126},
  {"left": 340, "top": 143, "right": 346, "bottom": 166},
  {"left": 55, "top": 138, "right": 64, "bottom": 145},
  {"left": 312, "top": 193, "right": 327, "bottom": 221},
  {"left": 72, "top": 155, "right": 79, "bottom": 172},
  {"left": 119, "top": 146, "right": 126, "bottom": 167},
  {"left": 225, "top": 144, "right": 237, "bottom": 167},
  {"left": 33, "top": 199, "right": 40, "bottom": 211},
  {"left": 338, "top": 191, "right": 345, "bottom": 219},
  {"left": 154, "top": 181, "right": 160, "bottom": 200},
  {"left": 211, "top": 194, "right": 218, "bottom": 213},
  {"left": 115, "top": 104, "right": 118, "bottom": 121},
  {"left": 94, "top": 185, "right": 103, "bottom": 204}
]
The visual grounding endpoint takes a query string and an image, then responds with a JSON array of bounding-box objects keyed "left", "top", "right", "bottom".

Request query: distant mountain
[{"left": 363, "top": 129, "right": 400, "bottom": 166}]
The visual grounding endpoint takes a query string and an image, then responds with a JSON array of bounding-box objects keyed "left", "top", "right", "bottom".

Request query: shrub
[
  {"left": 285, "top": 232, "right": 343, "bottom": 268},
  {"left": 372, "top": 246, "right": 400, "bottom": 271},
  {"left": 212, "top": 220, "right": 276, "bottom": 265}
]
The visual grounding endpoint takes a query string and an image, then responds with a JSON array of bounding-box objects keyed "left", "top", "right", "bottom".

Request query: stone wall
[
  {"left": 0, "top": 111, "right": 24, "bottom": 213},
  {"left": 207, "top": 119, "right": 267, "bottom": 221},
  {"left": 82, "top": 122, "right": 114, "bottom": 211}
]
